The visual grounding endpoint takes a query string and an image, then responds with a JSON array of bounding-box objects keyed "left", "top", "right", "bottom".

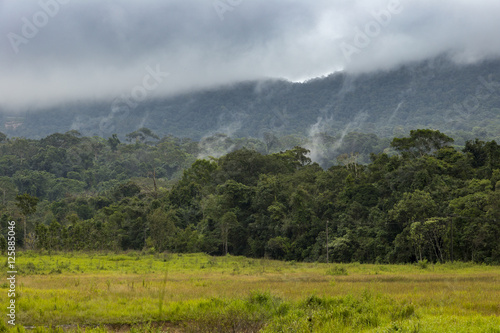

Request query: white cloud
[{"left": 1, "top": 0, "right": 499, "bottom": 109}]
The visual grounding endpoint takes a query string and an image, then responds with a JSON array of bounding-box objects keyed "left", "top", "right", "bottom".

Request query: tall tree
[
  {"left": 220, "top": 211, "right": 238, "bottom": 255},
  {"left": 15, "top": 193, "right": 39, "bottom": 246},
  {"left": 391, "top": 129, "right": 454, "bottom": 158},
  {"left": 108, "top": 134, "right": 121, "bottom": 152}
]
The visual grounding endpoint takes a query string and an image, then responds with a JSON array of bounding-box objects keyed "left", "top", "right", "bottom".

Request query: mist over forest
[{"left": 2, "top": 57, "right": 500, "bottom": 161}]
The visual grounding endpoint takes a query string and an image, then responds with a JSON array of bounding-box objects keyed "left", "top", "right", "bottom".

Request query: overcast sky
[{"left": 1, "top": 0, "right": 500, "bottom": 110}]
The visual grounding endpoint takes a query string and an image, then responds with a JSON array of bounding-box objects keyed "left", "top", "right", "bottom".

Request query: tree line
[{"left": 1, "top": 129, "right": 499, "bottom": 263}]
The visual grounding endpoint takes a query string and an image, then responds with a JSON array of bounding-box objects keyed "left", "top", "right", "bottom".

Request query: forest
[
  {"left": 1, "top": 128, "right": 499, "bottom": 264},
  {"left": 2, "top": 57, "right": 500, "bottom": 143}
]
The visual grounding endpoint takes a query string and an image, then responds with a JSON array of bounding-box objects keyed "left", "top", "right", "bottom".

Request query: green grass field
[{"left": 1, "top": 252, "right": 499, "bottom": 332}]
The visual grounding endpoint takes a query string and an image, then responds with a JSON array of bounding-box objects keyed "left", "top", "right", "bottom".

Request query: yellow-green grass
[{"left": 1, "top": 252, "right": 499, "bottom": 332}]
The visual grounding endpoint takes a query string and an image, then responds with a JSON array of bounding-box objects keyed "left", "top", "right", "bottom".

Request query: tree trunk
[
  {"left": 153, "top": 168, "right": 158, "bottom": 194},
  {"left": 24, "top": 215, "right": 27, "bottom": 247},
  {"left": 222, "top": 226, "right": 228, "bottom": 255},
  {"left": 326, "top": 220, "right": 329, "bottom": 264}
]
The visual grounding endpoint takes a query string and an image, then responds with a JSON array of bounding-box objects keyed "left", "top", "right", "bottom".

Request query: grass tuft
[{"left": 326, "top": 265, "right": 348, "bottom": 276}]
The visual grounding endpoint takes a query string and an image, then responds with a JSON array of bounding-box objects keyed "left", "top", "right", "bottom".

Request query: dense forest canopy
[{"left": 1, "top": 129, "right": 499, "bottom": 264}]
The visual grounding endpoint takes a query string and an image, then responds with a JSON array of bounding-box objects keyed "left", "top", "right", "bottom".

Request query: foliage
[{"left": 1, "top": 129, "right": 500, "bottom": 264}]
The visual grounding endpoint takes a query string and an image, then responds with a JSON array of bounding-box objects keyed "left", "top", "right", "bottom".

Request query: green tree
[
  {"left": 391, "top": 129, "right": 454, "bottom": 158},
  {"left": 126, "top": 128, "right": 160, "bottom": 144},
  {"left": 0, "top": 177, "right": 17, "bottom": 206},
  {"left": 148, "top": 208, "right": 178, "bottom": 252},
  {"left": 15, "top": 193, "right": 39, "bottom": 246},
  {"left": 266, "top": 236, "right": 290, "bottom": 259},
  {"left": 423, "top": 217, "right": 447, "bottom": 263},
  {"left": 408, "top": 222, "right": 425, "bottom": 261},
  {"left": 108, "top": 134, "right": 121, "bottom": 152},
  {"left": 220, "top": 211, "right": 238, "bottom": 255},
  {"left": 389, "top": 190, "right": 437, "bottom": 229},
  {"left": 0, "top": 235, "right": 6, "bottom": 254}
]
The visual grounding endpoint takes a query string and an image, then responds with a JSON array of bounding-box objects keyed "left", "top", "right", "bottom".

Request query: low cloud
[{"left": 1, "top": 0, "right": 500, "bottom": 110}]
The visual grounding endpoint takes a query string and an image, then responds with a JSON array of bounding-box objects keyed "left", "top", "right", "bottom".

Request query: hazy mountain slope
[{"left": 2, "top": 57, "right": 499, "bottom": 140}]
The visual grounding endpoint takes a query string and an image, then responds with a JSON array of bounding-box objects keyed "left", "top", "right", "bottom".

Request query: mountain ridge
[{"left": 1, "top": 57, "right": 499, "bottom": 141}]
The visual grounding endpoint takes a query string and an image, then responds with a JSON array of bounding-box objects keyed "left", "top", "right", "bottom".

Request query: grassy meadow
[{"left": 1, "top": 252, "right": 499, "bottom": 332}]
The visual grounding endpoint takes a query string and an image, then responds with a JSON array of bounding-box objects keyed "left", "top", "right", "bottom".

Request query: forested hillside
[
  {"left": 2, "top": 57, "right": 500, "bottom": 143},
  {"left": 1, "top": 129, "right": 499, "bottom": 264}
]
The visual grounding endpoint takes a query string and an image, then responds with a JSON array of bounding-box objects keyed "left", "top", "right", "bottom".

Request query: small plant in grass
[
  {"left": 391, "top": 303, "right": 416, "bottom": 321},
  {"left": 49, "top": 268, "right": 62, "bottom": 274},
  {"left": 247, "top": 290, "right": 282, "bottom": 308},
  {"left": 417, "top": 259, "right": 428, "bottom": 269},
  {"left": 384, "top": 319, "right": 421, "bottom": 333},
  {"left": 326, "top": 265, "right": 348, "bottom": 276},
  {"left": 0, "top": 316, "right": 8, "bottom": 332},
  {"left": 207, "top": 257, "right": 217, "bottom": 266},
  {"left": 26, "top": 262, "right": 37, "bottom": 274},
  {"left": 304, "top": 295, "right": 325, "bottom": 307}
]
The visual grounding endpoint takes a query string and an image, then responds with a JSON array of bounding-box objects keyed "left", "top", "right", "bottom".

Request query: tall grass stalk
[{"left": 158, "top": 263, "right": 168, "bottom": 320}]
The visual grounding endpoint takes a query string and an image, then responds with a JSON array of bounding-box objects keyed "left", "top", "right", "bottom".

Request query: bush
[
  {"left": 326, "top": 265, "right": 349, "bottom": 276},
  {"left": 0, "top": 235, "right": 7, "bottom": 254},
  {"left": 417, "top": 259, "right": 428, "bottom": 269},
  {"left": 391, "top": 303, "right": 416, "bottom": 321}
]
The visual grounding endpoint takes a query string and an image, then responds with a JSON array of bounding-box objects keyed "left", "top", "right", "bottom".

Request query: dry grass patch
[{"left": 1, "top": 252, "right": 499, "bottom": 332}]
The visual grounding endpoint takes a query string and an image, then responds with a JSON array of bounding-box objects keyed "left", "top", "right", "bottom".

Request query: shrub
[
  {"left": 326, "top": 265, "right": 349, "bottom": 276},
  {"left": 417, "top": 259, "right": 428, "bottom": 269}
]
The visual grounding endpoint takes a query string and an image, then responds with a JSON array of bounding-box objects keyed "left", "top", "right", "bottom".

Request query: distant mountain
[{"left": 2, "top": 56, "right": 500, "bottom": 142}]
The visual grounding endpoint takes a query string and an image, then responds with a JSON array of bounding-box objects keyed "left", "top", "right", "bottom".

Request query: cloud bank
[{"left": 1, "top": 0, "right": 500, "bottom": 109}]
